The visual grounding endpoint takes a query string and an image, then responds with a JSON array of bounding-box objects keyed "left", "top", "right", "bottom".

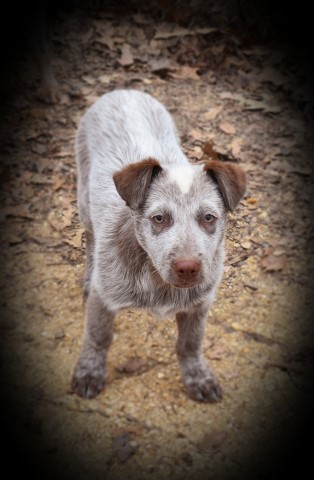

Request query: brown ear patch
[
  {"left": 203, "top": 160, "right": 246, "bottom": 212},
  {"left": 113, "top": 159, "right": 162, "bottom": 209}
]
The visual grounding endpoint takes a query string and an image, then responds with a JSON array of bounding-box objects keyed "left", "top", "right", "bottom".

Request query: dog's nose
[{"left": 172, "top": 260, "right": 201, "bottom": 280}]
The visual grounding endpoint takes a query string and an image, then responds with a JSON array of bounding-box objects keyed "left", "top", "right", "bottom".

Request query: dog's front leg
[
  {"left": 176, "top": 307, "right": 222, "bottom": 403},
  {"left": 72, "top": 287, "right": 115, "bottom": 398}
]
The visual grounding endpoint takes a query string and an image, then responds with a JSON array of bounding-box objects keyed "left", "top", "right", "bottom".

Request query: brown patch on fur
[
  {"left": 197, "top": 212, "right": 218, "bottom": 234},
  {"left": 150, "top": 213, "right": 173, "bottom": 235},
  {"left": 111, "top": 211, "right": 147, "bottom": 278},
  {"left": 203, "top": 160, "right": 246, "bottom": 212},
  {"left": 113, "top": 159, "right": 162, "bottom": 210}
]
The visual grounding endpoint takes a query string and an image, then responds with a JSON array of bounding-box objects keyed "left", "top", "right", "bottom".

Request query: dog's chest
[{"left": 129, "top": 278, "right": 210, "bottom": 319}]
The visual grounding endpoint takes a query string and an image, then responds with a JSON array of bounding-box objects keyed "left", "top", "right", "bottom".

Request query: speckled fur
[{"left": 71, "top": 90, "right": 246, "bottom": 402}]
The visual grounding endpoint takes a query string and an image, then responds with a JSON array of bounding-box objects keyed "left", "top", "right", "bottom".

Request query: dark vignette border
[{"left": 0, "top": 1, "right": 313, "bottom": 479}]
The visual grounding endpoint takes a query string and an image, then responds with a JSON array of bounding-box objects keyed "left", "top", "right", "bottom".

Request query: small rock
[
  {"left": 112, "top": 430, "right": 137, "bottom": 463},
  {"left": 244, "top": 281, "right": 258, "bottom": 291},
  {"left": 116, "top": 358, "right": 148, "bottom": 374},
  {"left": 181, "top": 452, "right": 193, "bottom": 466},
  {"left": 197, "top": 430, "right": 227, "bottom": 451},
  {"left": 54, "top": 330, "right": 65, "bottom": 340}
]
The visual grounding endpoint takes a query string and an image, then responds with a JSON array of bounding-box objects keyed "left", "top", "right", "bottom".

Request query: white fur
[{"left": 167, "top": 164, "right": 197, "bottom": 194}]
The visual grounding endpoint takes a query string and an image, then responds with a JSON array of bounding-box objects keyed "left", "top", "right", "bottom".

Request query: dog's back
[{"left": 76, "top": 90, "right": 187, "bottom": 228}]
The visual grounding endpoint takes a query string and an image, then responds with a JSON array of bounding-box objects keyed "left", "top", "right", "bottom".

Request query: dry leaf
[
  {"left": 59, "top": 93, "right": 70, "bottom": 106},
  {"left": 219, "top": 122, "right": 236, "bottom": 135},
  {"left": 221, "top": 55, "right": 246, "bottom": 70},
  {"left": 31, "top": 143, "right": 47, "bottom": 155},
  {"left": 229, "top": 137, "right": 243, "bottom": 157},
  {"left": 258, "top": 67, "right": 288, "bottom": 86},
  {"left": 201, "top": 105, "right": 223, "bottom": 122},
  {"left": 246, "top": 197, "right": 257, "bottom": 205},
  {"left": 202, "top": 142, "right": 218, "bottom": 158},
  {"left": 188, "top": 146, "right": 203, "bottom": 160},
  {"left": 112, "top": 431, "right": 137, "bottom": 463},
  {"left": 219, "top": 92, "right": 245, "bottom": 101},
  {"left": 132, "top": 13, "right": 150, "bottom": 25},
  {"left": 244, "top": 281, "right": 258, "bottom": 291},
  {"left": 3, "top": 232, "right": 23, "bottom": 245},
  {"left": 170, "top": 66, "right": 200, "bottom": 81},
  {"left": 96, "top": 28, "right": 115, "bottom": 50},
  {"left": 247, "top": 203, "right": 258, "bottom": 210},
  {"left": 80, "top": 86, "right": 93, "bottom": 97},
  {"left": 54, "top": 148, "right": 73, "bottom": 159},
  {"left": 0, "top": 205, "right": 31, "bottom": 222},
  {"left": 272, "top": 246, "right": 286, "bottom": 256},
  {"left": 48, "top": 206, "right": 75, "bottom": 231},
  {"left": 149, "top": 58, "right": 171, "bottom": 73},
  {"left": 26, "top": 173, "right": 53, "bottom": 185},
  {"left": 65, "top": 229, "right": 83, "bottom": 249},
  {"left": 116, "top": 358, "right": 148, "bottom": 374},
  {"left": 188, "top": 129, "right": 207, "bottom": 142},
  {"left": 82, "top": 75, "right": 96, "bottom": 85},
  {"left": 244, "top": 98, "right": 282, "bottom": 114},
  {"left": 118, "top": 43, "right": 133, "bottom": 67},
  {"left": 98, "top": 74, "right": 112, "bottom": 84},
  {"left": 262, "top": 247, "right": 287, "bottom": 272},
  {"left": 208, "top": 346, "right": 226, "bottom": 360},
  {"left": 52, "top": 177, "right": 66, "bottom": 191},
  {"left": 80, "top": 28, "right": 94, "bottom": 44},
  {"left": 97, "top": 36, "right": 115, "bottom": 50},
  {"left": 241, "top": 241, "right": 252, "bottom": 250},
  {"left": 154, "top": 26, "right": 217, "bottom": 39},
  {"left": 219, "top": 91, "right": 282, "bottom": 114},
  {"left": 262, "top": 254, "right": 287, "bottom": 272}
]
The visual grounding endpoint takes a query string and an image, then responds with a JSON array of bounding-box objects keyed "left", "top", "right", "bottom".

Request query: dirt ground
[{"left": 1, "top": 3, "right": 314, "bottom": 479}]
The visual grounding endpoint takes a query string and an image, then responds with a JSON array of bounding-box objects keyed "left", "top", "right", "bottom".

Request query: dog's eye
[
  {"left": 153, "top": 215, "right": 164, "bottom": 224},
  {"left": 204, "top": 213, "right": 214, "bottom": 223}
]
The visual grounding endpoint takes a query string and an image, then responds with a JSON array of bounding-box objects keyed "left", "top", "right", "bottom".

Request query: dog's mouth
[{"left": 171, "top": 279, "right": 202, "bottom": 289}]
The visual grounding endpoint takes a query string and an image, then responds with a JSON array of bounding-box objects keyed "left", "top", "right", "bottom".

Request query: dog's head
[{"left": 113, "top": 157, "right": 246, "bottom": 288}]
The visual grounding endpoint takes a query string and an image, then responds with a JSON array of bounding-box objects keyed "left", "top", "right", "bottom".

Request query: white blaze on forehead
[{"left": 167, "top": 164, "right": 197, "bottom": 194}]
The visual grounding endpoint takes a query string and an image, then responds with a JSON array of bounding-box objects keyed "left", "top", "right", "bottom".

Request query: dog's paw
[
  {"left": 71, "top": 366, "right": 106, "bottom": 399},
  {"left": 184, "top": 373, "right": 222, "bottom": 403}
]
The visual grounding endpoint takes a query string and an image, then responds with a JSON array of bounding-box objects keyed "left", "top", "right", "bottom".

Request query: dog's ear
[
  {"left": 113, "top": 159, "right": 162, "bottom": 209},
  {"left": 203, "top": 160, "right": 246, "bottom": 212}
]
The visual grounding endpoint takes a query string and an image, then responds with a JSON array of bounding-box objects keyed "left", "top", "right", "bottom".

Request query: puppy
[{"left": 71, "top": 90, "right": 246, "bottom": 403}]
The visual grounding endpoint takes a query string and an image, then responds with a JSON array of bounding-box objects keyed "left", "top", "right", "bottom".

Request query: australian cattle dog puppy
[{"left": 71, "top": 90, "right": 246, "bottom": 403}]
